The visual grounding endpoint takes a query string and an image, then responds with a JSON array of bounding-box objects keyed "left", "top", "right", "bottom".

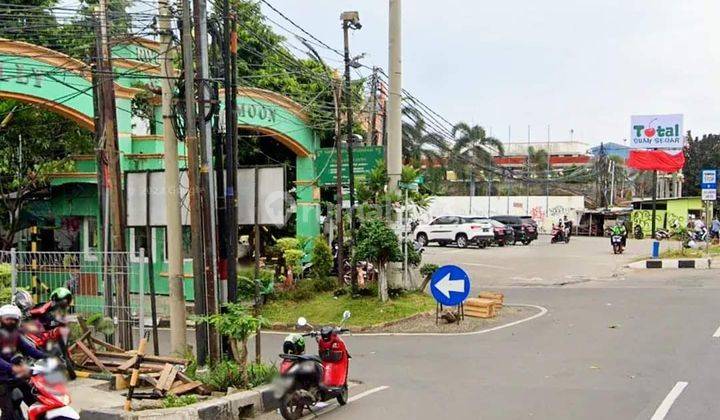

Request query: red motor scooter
[
  {"left": 275, "top": 311, "right": 352, "bottom": 420},
  {"left": 10, "top": 356, "right": 80, "bottom": 420}
]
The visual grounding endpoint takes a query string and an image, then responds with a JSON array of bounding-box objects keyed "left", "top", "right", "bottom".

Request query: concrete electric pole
[
  {"left": 158, "top": 0, "right": 186, "bottom": 355},
  {"left": 387, "top": 0, "right": 402, "bottom": 194}
]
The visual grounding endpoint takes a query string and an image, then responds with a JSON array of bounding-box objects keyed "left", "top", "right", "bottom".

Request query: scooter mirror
[
  {"left": 342, "top": 310, "right": 351, "bottom": 321},
  {"left": 297, "top": 317, "right": 308, "bottom": 327}
]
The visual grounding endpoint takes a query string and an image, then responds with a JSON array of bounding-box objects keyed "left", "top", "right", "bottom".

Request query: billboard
[
  {"left": 630, "top": 114, "right": 684, "bottom": 149},
  {"left": 315, "top": 146, "right": 384, "bottom": 187}
]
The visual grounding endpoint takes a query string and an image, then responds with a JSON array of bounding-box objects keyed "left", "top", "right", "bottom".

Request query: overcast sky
[{"left": 262, "top": 0, "right": 720, "bottom": 146}]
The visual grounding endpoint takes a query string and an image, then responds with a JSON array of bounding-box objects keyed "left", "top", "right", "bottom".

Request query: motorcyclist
[
  {"left": 28, "top": 287, "right": 73, "bottom": 332},
  {"left": 0, "top": 304, "right": 46, "bottom": 420},
  {"left": 611, "top": 219, "right": 628, "bottom": 247}
]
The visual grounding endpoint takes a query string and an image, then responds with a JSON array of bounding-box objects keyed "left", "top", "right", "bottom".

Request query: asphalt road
[{"left": 256, "top": 236, "right": 720, "bottom": 420}]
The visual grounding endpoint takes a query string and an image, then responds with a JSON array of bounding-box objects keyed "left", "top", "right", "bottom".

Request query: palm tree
[
  {"left": 527, "top": 146, "right": 550, "bottom": 176},
  {"left": 401, "top": 106, "right": 448, "bottom": 166},
  {"left": 449, "top": 122, "right": 504, "bottom": 194}
]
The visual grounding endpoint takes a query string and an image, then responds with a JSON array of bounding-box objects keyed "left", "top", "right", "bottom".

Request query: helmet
[
  {"left": 50, "top": 287, "right": 73, "bottom": 306},
  {"left": 13, "top": 290, "right": 33, "bottom": 314},
  {"left": 282, "top": 334, "right": 305, "bottom": 355},
  {"left": 0, "top": 305, "right": 22, "bottom": 320}
]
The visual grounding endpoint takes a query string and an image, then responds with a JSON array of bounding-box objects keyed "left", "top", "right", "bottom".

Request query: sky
[{"left": 260, "top": 0, "right": 720, "bottom": 146}]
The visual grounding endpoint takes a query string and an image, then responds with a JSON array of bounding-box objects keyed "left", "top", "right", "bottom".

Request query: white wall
[{"left": 422, "top": 196, "right": 586, "bottom": 233}]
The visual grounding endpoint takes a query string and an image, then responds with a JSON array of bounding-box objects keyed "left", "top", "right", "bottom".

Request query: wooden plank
[
  {"left": 75, "top": 340, "right": 110, "bottom": 373},
  {"left": 140, "top": 374, "right": 159, "bottom": 388},
  {"left": 93, "top": 351, "right": 187, "bottom": 365},
  {"left": 115, "top": 374, "right": 129, "bottom": 390},
  {"left": 156, "top": 364, "right": 179, "bottom": 392},
  {"left": 167, "top": 381, "right": 202, "bottom": 396},
  {"left": 90, "top": 337, "right": 126, "bottom": 353},
  {"left": 68, "top": 330, "right": 92, "bottom": 354},
  {"left": 117, "top": 356, "right": 138, "bottom": 373}
]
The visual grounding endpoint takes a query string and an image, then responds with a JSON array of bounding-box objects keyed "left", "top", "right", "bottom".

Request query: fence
[{"left": 2, "top": 249, "right": 154, "bottom": 349}]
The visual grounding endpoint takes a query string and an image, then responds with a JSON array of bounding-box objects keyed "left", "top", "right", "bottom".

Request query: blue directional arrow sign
[{"left": 430, "top": 265, "right": 471, "bottom": 306}]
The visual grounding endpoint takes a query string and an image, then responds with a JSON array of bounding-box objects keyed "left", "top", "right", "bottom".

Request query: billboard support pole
[{"left": 651, "top": 169, "right": 658, "bottom": 239}]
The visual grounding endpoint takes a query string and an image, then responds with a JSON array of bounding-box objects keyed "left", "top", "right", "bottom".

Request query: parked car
[
  {"left": 414, "top": 215, "right": 494, "bottom": 248},
  {"left": 489, "top": 219, "right": 515, "bottom": 246},
  {"left": 491, "top": 215, "right": 538, "bottom": 245}
]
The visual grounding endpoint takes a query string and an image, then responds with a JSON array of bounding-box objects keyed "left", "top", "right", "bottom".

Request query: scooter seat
[{"left": 279, "top": 353, "right": 322, "bottom": 363}]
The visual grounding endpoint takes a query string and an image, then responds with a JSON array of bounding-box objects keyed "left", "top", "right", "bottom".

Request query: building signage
[
  {"left": 238, "top": 103, "right": 278, "bottom": 124},
  {"left": 630, "top": 114, "right": 684, "bottom": 149},
  {"left": 0, "top": 62, "right": 43, "bottom": 88},
  {"left": 701, "top": 169, "right": 717, "bottom": 201},
  {"left": 315, "top": 146, "right": 384, "bottom": 187}
]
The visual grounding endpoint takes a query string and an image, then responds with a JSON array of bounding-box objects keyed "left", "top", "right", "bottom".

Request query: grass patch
[
  {"left": 262, "top": 292, "right": 435, "bottom": 327},
  {"left": 659, "top": 244, "right": 720, "bottom": 259}
]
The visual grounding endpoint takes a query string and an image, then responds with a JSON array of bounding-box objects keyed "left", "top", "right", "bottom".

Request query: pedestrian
[
  {"left": 711, "top": 214, "right": 720, "bottom": 244},
  {"left": 0, "top": 305, "right": 46, "bottom": 420}
]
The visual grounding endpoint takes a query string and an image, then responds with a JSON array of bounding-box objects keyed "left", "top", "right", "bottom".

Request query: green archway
[{"left": 0, "top": 38, "right": 321, "bottom": 238}]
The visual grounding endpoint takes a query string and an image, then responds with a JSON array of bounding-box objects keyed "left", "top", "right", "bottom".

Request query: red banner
[{"left": 626, "top": 149, "right": 685, "bottom": 172}]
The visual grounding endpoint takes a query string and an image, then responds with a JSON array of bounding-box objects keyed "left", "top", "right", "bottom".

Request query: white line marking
[
  {"left": 461, "top": 262, "right": 512, "bottom": 270},
  {"left": 265, "top": 303, "right": 548, "bottom": 337},
  {"left": 712, "top": 325, "right": 720, "bottom": 338},
  {"left": 348, "top": 385, "right": 390, "bottom": 402},
  {"left": 651, "top": 381, "right": 688, "bottom": 420}
]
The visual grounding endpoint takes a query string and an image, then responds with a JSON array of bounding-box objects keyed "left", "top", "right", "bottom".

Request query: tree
[
  {"left": 353, "top": 218, "right": 402, "bottom": 302},
  {"left": 0, "top": 100, "right": 94, "bottom": 249},
  {"left": 401, "top": 107, "right": 447, "bottom": 166},
  {"left": 449, "top": 122, "right": 504, "bottom": 194},
  {"left": 683, "top": 133, "right": 720, "bottom": 197},
  {"left": 195, "top": 303, "right": 267, "bottom": 387}
]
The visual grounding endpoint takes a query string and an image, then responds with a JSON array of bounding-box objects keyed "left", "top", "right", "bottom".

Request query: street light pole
[{"left": 387, "top": 0, "right": 402, "bottom": 195}]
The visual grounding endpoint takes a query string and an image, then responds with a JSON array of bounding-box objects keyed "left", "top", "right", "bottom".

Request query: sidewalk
[{"left": 69, "top": 377, "right": 125, "bottom": 412}]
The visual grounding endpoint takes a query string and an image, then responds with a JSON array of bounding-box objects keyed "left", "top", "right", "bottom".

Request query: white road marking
[
  {"left": 650, "top": 381, "right": 688, "bottom": 420},
  {"left": 461, "top": 262, "right": 513, "bottom": 270},
  {"left": 712, "top": 324, "right": 720, "bottom": 338},
  {"left": 348, "top": 385, "right": 390, "bottom": 402}
]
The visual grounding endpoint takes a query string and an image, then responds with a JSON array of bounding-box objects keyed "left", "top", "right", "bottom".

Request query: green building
[
  {"left": 0, "top": 38, "right": 325, "bottom": 300},
  {"left": 630, "top": 197, "right": 706, "bottom": 235}
]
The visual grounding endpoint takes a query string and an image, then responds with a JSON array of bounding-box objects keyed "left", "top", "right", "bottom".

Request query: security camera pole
[{"left": 342, "top": 11, "right": 361, "bottom": 290}]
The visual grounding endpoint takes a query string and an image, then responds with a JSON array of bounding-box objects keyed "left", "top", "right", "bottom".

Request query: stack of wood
[
  {"left": 464, "top": 291, "right": 504, "bottom": 319},
  {"left": 68, "top": 332, "right": 209, "bottom": 398}
]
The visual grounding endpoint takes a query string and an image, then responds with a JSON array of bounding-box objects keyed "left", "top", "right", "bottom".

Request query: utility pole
[
  {"left": 342, "top": 11, "right": 360, "bottom": 290},
  {"left": 96, "top": 0, "right": 131, "bottom": 348},
  {"left": 609, "top": 160, "right": 615, "bottom": 207},
  {"left": 367, "top": 67, "right": 379, "bottom": 145},
  {"left": 193, "top": 0, "right": 220, "bottom": 362},
  {"left": 223, "top": 0, "right": 238, "bottom": 302},
  {"left": 334, "top": 80, "right": 345, "bottom": 287},
  {"left": 158, "top": 0, "right": 186, "bottom": 354},
  {"left": 180, "top": 0, "right": 209, "bottom": 364},
  {"left": 387, "top": 0, "right": 402, "bottom": 195}
]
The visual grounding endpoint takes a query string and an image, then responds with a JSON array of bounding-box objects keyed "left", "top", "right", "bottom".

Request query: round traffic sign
[{"left": 429, "top": 265, "right": 471, "bottom": 306}]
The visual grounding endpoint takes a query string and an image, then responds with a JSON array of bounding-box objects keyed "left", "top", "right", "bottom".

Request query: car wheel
[
  {"left": 498, "top": 240, "right": 505, "bottom": 247},
  {"left": 477, "top": 240, "right": 487, "bottom": 249},
  {"left": 456, "top": 234, "right": 468, "bottom": 248},
  {"left": 416, "top": 233, "right": 428, "bottom": 247}
]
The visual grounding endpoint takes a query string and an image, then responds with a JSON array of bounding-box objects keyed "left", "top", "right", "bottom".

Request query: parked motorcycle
[
  {"left": 633, "top": 225, "right": 645, "bottom": 240},
  {"left": 550, "top": 225, "right": 569, "bottom": 244},
  {"left": 9, "top": 356, "right": 80, "bottom": 420},
  {"left": 655, "top": 229, "right": 671, "bottom": 240},
  {"left": 611, "top": 234, "right": 625, "bottom": 254},
  {"left": 275, "top": 311, "right": 352, "bottom": 420}
]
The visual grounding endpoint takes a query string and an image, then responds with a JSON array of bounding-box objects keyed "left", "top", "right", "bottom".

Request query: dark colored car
[
  {"left": 491, "top": 215, "right": 538, "bottom": 245},
  {"left": 489, "top": 220, "right": 515, "bottom": 246}
]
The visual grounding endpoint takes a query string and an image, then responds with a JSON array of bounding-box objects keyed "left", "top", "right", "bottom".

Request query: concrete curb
[
  {"left": 79, "top": 385, "right": 277, "bottom": 420},
  {"left": 627, "top": 258, "right": 713, "bottom": 269}
]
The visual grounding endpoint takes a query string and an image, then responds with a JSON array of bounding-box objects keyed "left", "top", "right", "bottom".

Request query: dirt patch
[{"left": 363, "top": 305, "right": 534, "bottom": 333}]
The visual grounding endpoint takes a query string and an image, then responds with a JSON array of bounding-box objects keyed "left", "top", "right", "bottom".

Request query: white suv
[{"left": 414, "top": 215, "right": 495, "bottom": 248}]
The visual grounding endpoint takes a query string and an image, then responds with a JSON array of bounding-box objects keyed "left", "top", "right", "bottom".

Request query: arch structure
[{"left": 0, "top": 39, "right": 321, "bottom": 238}]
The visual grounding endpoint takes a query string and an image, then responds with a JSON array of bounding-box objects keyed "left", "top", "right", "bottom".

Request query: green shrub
[
  {"left": 310, "top": 236, "right": 333, "bottom": 279},
  {"left": 247, "top": 362, "right": 278, "bottom": 388},
  {"left": 276, "top": 237, "right": 300, "bottom": 252},
  {"left": 162, "top": 394, "right": 198, "bottom": 408},
  {"left": 0, "top": 263, "right": 12, "bottom": 304},
  {"left": 420, "top": 264, "right": 439, "bottom": 278},
  {"left": 284, "top": 249, "right": 305, "bottom": 274},
  {"left": 195, "top": 359, "right": 277, "bottom": 391}
]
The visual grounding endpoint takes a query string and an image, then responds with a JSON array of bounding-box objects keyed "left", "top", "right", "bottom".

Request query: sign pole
[{"left": 403, "top": 187, "right": 408, "bottom": 286}]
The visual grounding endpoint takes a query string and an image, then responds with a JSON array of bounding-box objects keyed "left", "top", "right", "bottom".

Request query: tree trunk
[
  {"left": 378, "top": 264, "right": 388, "bottom": 302},
  {"left": 230, "top": 338, "right": 250, "bottom": 388}
]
